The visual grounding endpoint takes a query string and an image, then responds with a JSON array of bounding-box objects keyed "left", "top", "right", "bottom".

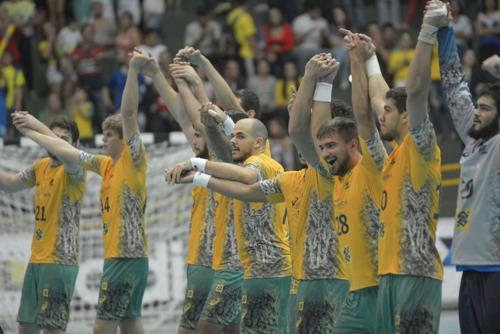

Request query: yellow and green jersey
[
  {"left": 211, "top": 194, "right": 243, "bottom": 271},
  {"left": 379, "top": 118, "right": 443, "bottom": 280},
  {"left": 234, "top": 153, "right": 291, "bottom": 279},
  {"left": 261, "top": 167, "right": 347, "bottom": 281},
  {"left": 80, "top": 134, "right": 148, "bottom": 259},
  {"left": 20, "top": 157, "right": 86, "bottom": 265},
  {"left": 186, "top": 186, "right": 216, "bottom": 267},
  {"left": 333, "top": 135, "right": 385, "bottom": 291}
]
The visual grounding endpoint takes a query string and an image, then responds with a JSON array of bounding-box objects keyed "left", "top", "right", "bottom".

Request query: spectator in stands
[
  {"left": 340, "top": 0, "right": 366, "bottom": 31},
  {"left": 366, "top": 23, "right": 391, "bottom": 80},
  {"left": 292, "top": 1, "right": 329, "bottom": 73},
  {"left": 247, "top": 59, "right": 277, "bottom": 116},
  {"left": 140, "top": 29, "right": 168, "bottom": 63},
  {"left": 116, "top": 0, "right": 141, "bottom": 24},
  {"left": 115, "top": 11, "right": 141, "bottom": 65},
  {"left": 72, "top": 23, "right": 107, "bottom": 124},
  {"left": 39, "top": 22, "right": 63, "bottom": 96},
  {"left": 475, "top": 0, "right": 500, "bottom": 62},
  {"left": 103, "top": 57, "right": 146, "bottom": 113},
  {"left": 450, "top": 0, "right": 473, "bottom": 58},
  {"left": 263, "top": 7, "right": 294, "bottom": 75},
  {"left": 89, "top": 0, "right": 117, "bottom": 50},
  {"left": 223, "top": 59, "right": 245, "bottom": 92},
  {"left": 47, "top": 0, "right": 66, "bottom": 29},
  {"left": 69, "top": 87, "right": 94, "bottom": 143},
  {"left": 388, "top": 32, "right": 414, "bottom": 87},
  {"left": 56, "top": 18, "right": 82, "bottom": 56},
  {"left": 143, "top": 0, "right": 166, "bottom": 30},
  {"left": 329, "top": 6, "right": 351, "bottom": 89},
  {"left": 0, "top": 50, "right": 24, "bottom": 138},
  {"left": 463, "top": 49, "right": 482, "bottom": 101},
  {"left": 167, "top": 0, "right": 184, "bottom": 14},
  {"left": 377, "top": 0, "right": 401, "bottom": 27},
  {"left": 274, "top": 61, "right": 300, "bottom": 111},
  {"left": 184, "top": 6, "right": 222, "bottom": 61},
  {"left": 226, "top": 0, "right": 258, "bottom": 77},
  {"left": 38, "top": 93, "right": 67, "bottom": 126}
]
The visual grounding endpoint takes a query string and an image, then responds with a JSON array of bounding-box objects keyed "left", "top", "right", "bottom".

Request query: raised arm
[
  {"left": 437, "top": 25, "right": 475, "bottom": 144},
  {"left": 349, "top": 37, "right": 378, "bottom": 139},
  {"left": 121, "top": 50, "right": 144, "bottom": 141},
  {"left": 180, "top": 47, "right": 244, "bottom": 112},
  {"left": 11, "top": 111, "right": 58, "bottom": 138},
  {"left": 199, "top": 104, "right": 233, "bottom": 162},
  {"left": 289, "top": 54, "right": 323, "bottom": 166},
  {"left": 15, "top": 126, "right": 82, "bottom": 175}
]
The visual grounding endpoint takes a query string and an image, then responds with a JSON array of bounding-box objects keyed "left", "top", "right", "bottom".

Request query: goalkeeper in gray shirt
[{"left": 436, "top": 11, "right": 500, "bottom": 334}]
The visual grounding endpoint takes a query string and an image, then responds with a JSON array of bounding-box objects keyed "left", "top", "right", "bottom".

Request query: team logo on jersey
[
  {"left": 343, "top": 247, "right": 351, "bottom": 262},
  {"left": 455, "top": 209, "right": 470, "bottom": 231},
  {"left": 460, "top": 179, "right": 473, "bottom": 199},
  {"left": 35, "top": 228, "right": 43, "bottom": 240}
]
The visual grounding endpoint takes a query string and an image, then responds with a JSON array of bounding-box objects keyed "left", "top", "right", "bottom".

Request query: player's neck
[{"left": 395, "top": 127, "right": 408, "bottom": 145}]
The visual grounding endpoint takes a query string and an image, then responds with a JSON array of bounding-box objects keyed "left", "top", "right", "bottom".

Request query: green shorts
[
  {"left": 334, "top": 286, "right": 378, "bottom": 333},
  {"left": 295, "top": 279, "right": 349, "bottom": 333},
  {"left": 17, "top": 263, "right": 78, "bottom": 331},
  {"left": 376, "top": 274, "right": 442, "bottom": 334},
  {"left": 96, "top": 258, "right": 149, "bottom": 321},
  {"left": 199, "top": 269, "right": 243, "bottom": 327},
  {"left": 288, "top": 278, "right": 300, "bottom": 334},
  {"left": 241, "top": 276, "right": 291, "bottom": 334},
  {"left": 179, "top": 264, "right": 215, "bottom": 329}
]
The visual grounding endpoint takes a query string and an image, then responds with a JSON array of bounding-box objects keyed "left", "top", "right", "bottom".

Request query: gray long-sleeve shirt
[{"left": 438, "top": 27, "right": 500, "bottom": 266}]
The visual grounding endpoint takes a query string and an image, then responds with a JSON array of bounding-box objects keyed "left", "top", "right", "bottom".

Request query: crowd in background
[{"left": 0, "top": 0, "right": 499, "bottom": 170}]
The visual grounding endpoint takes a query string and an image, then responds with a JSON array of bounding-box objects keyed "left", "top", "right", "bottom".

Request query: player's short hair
[
  {"left": 331, "top": 98, "right": 354, "bottom": 119},
  {"left": 226, "top": 109, "right": 248, "bottom": 122},
  {"left": 102, "top": 114, "right": 123, "bottom": 139},
  {"left": 235, "top": 89, "right": 261, "bottom": 118},
  {"left": 237, "top": 118, "right": 268, "bottom": 142},
  {"left": 386, "top": 87, "right": 407, "bottom": 114},
  {"left": 49, "top": 116, "right": 80, "bottom": 143},
  {"left": 316, "top": 117, "right": 358, "bottom": 143},
  {"left": 478, "top": 82, "right": 500, "bottom": 112}
]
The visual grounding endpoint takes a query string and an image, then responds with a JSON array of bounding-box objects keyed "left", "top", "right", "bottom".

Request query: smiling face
[
  {"left": 318, "top": 131, "right": 353, "bottom": 176},
  {"left": 468, "top": 95, "right": 499, "bottom": 140}
]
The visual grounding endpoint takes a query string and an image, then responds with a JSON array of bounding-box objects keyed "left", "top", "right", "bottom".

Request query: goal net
[{"left": 0, "top": 142, "right": 194, "bottom": 333}]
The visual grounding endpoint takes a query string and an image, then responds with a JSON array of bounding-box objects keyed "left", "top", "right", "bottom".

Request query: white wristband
[
  {"left": 223, "top": 117, "right": 235, "bottom": 136},
  {"left": 365, "top": 54, "right": 382, "bottom": 77},
  {"left": 193, "top": 172, "right": 211, "bottom": 188},
  {"left": 190, "top": 157, "right": 207, "bottom": 172},
  {"left": 418, "top": 24, "right": 438, "bottom": 45},
  {"left": 313, "top": 82, "right": 332, "bottom": 103}
]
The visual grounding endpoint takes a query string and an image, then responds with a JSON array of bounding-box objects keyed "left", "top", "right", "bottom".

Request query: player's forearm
[
  {"left": 177, "top": 81, "right": 204, "bottom": 132},
  {"left": 151, "top": 71, "right": 177, "bottom": 112},
  {"left": 351, "top": 57, "right": 375, "bottom": 138},
  {"left": 0, "top": 170, "right": 24, "bottom": 193},
  {"left": 121, "top": 68, "right": 140, "bottom": 119},
  {"left": 289, "top": 74, "right": 314, "bottom": 140},
  {"left": 406, "top": 37, "right": 434, "bottom": 127},
  {"left": 199, "top": 57, "right": 243, "bottom": 112},
  {"left": 192, "top": 78, "right": 210, "bottom": 104},
  {"left": 205, "top": 160, "right": 258, "bottom": 184},
  {"left": 207, "top": 177, "right": 267, "bottom": 202},
  {"left": 204, "top": 126, "right": 233, "bottom": 162},
  {"left": 438, "top": 26, "right": 475, "bottom": 143},
  {"left": 25, "top": 129, "right": 81, "bottom": 168}
]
